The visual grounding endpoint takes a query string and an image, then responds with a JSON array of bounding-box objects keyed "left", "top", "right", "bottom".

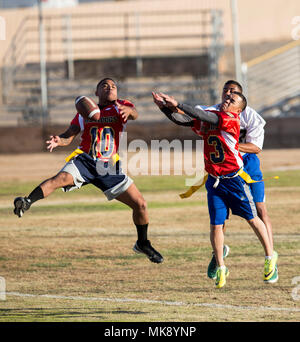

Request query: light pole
[
  {"left": 37, "top": 0, "right": 48, "bottom": 127},
  {"left": 230, "top": 0, "right": 242, "bottom": 84}
]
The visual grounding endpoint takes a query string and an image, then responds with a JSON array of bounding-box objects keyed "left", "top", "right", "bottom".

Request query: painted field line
[{"left": 6, "top": 292, "right": 300, "bottom": 313}]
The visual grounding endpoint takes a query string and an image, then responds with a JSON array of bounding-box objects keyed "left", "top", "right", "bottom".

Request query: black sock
[
  {"left": 136, "top": 224, "right": 148, "bottom": 244},
  {"left": 28, "top": 186, "right": 44, "bottom": 204}
]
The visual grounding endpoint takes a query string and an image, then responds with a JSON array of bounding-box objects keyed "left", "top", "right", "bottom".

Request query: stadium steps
[{"left": 2, "top": 60, "right": 214, "bottom": 125}]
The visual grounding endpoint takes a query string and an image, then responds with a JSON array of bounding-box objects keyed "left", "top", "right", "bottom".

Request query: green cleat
[
  {"left": 215, "top": 266, "right": 229, "bottom": 289},
  {"left": 264, "top": 251, "right": 278, "bottom": 283},
  {"left": 264, "top": 264, "right": 279, "bottom": 284},
  {"left": 207, "top": 245, "right": 230, "bottom": 280}
]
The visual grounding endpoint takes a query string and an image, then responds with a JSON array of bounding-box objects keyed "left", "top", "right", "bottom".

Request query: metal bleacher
[
  {"left": 242, "top": 40, "right": 300, "bottom": 118},
  {"left": 1, "top": 7, "right": 223, "bottom": 126}
]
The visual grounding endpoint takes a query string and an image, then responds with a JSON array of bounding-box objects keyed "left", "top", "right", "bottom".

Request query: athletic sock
[
  {"left": 135, "top": 223, "right": 148, "bottom": 244},
  {"left": 28, "top": 186, "right": 44, "bottom": 204}
]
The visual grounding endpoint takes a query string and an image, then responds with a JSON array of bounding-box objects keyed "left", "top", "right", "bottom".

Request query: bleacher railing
[
  {"left": 242, "top": 40, "right": 300, "bottom": 116},
  {"left": 1, "top": 8, "right": 223, "bottom": 124}
]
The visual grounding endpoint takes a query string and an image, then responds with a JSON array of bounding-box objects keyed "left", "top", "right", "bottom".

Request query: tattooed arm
[{"left": 46, "top": 125, "right": 80, "bottom": 152}]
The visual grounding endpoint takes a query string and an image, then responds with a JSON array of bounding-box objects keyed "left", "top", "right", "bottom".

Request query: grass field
[{"left": 0, "top": 150, "right": 300, "bottom": 322}]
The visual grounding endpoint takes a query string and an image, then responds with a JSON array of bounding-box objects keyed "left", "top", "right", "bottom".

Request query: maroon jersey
[
  {"left": 192, "top": 110, "right": 243, "bottom": 177},
  {"left": 70, "top": 99, "right": 134, "bottom": 161}
]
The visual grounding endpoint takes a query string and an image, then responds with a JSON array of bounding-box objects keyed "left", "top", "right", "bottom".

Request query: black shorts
[{"left": 60, "top": 153, "right": 133, "bottom": 200}]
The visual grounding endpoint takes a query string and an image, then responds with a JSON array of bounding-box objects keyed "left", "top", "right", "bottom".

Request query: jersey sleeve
[
  {"left": 117, "top": 99, "right": 134, "bottom": 107},
  {"left": 70, "top": 113, "right": 85, "bottom": 132},
  {"left": 70, "top": 113, "right": 80, "bottom": 126},
  {"left": 240, "top": 107, "right": 266, "bottom": 150}
]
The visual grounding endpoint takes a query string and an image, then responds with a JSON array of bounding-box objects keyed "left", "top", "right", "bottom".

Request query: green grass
[
  {"left": 1, "top": 170, "right": 299, "bottom": 217},
  {"left": 1, "top": 152, "right": 300, "bottom": 322},
  {"left": 1, "top": 170, "right": 300, "bottom": 198},
  {"left": 0, "top": 199, "right": 206, "bottom": 216},
  {"left": 261, "top": 170, "right": 300, "bottom": 187},
  {"left": 1, "top": 173, "right": 300, "bottom": 322},
  {"left": 1, "top": 170, "right": 298, "bottom": 216},
  {"left": 0, "top": 175, "right": 188, "bottom": 197}
]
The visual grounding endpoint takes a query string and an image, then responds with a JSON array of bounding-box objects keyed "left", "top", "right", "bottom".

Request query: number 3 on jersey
[
  {"left": 90, "top": 126, "right": 115, "bottom": 159},
  {"left": 208, "top": 135, "right": 225, "bottom": 164}
]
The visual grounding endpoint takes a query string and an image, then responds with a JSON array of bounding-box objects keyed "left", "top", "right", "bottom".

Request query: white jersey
[{"left": 196, "top": 104, "right": 266, "bottom": 150}]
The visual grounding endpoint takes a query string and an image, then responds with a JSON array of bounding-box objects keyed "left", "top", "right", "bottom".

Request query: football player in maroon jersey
[{"left": 13, "top": 78, "right": 163, "bottom": 264}]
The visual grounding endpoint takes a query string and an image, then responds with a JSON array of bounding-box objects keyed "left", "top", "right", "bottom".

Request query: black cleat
[
  {"left": 13, "top": 197, "right": 31, "bottom": 218},
  {"left": 133, "top": 240, "right": 164, "bottom": 264}
]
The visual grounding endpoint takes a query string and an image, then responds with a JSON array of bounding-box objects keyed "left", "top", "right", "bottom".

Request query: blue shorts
[
  {"left": 206, "top": 173, "right": 257, "bottom": 225},
  {"left": 60, "top": 153, "right": 133, "bottom": 200},
  {"left": 243, "top": 153, "right": 265, "bottom": 203}
]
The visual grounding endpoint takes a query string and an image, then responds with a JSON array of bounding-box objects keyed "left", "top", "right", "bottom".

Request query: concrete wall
[
  {"left": 1, "top": 0, "right": 299, "bottom": 65},
  {"left": 73, "top": 54, "right": 210, "bottom": 79}
]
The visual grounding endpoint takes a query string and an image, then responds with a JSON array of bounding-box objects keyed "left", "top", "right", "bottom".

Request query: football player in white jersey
[{"left": 198, "top": 80, "right": 275, "bottom": 280}]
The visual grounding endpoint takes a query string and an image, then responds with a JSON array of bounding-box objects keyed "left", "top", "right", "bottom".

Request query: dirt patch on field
[{"left": 258, "top": 149, "right": 300, "bottom": 171}]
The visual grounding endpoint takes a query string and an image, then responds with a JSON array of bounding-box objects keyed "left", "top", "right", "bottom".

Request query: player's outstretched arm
[
  {"left": 156, "top": 91, "right": 218, "bottom": 124},
  {"left": 46, "top": 124, "right": 80, "bottom": 152},
  {"left": 152, "top": 92, "right": 193, "bottom": 127},
  {"left": 177, "top": 103, "right": 219, "bottom": 125}
]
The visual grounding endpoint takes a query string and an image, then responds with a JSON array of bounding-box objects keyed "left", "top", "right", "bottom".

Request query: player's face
[
  {"left": 96, "top": 79, "right": 118, "bottom": 105},
  {"left": 220, "top": 93, "right": 242, "bottom": 114},
  {"left": 222, "top": 83, "right": 241, "bottom": 102}
]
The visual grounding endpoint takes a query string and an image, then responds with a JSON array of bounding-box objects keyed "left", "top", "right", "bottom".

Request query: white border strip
[{"left": 6, "top": 292, "right": 300, "bottom": 313}]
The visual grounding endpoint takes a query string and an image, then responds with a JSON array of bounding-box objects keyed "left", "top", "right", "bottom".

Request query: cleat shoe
[
  {"left": 207, "top": 245, "right": 230, "bottom": 279},
  {"left": 264, "top": 264, "right": 279, "bottom": 284},
  {"left": 13, "top": 197, "right": 31, "bottom": 218},
  {"left": 215, "top": 266, "right": 229, "bottom": 289},
  {"left": 264, "top": 251, "right": 278, "bottom": 282},
  {"left": 133, "top": 240, "right": 164, "bottom": 264}
]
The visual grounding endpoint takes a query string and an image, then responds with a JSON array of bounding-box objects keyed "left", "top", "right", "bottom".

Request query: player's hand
[
  {"left": 116, "top": 102, "right": 134, "bottom": 121},
  {"left": 158, "top": 93, "right": 179, "bottom": 112},
  {"left": 46, "top": 135, "right": 61, "bottom": 152},
  {"left": 152, "top": 92, "right": 165, "bottom": 108}
]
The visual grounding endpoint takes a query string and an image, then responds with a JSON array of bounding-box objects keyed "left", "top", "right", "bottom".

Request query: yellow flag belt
[
  {"left": 179, "top": 169, "right": 279, "bottom": 199},
  {"left": 65, "top": 148, "right": 84, "bottom": 162},
  {"left": 65, "top": 148, "right": 120, "bottom": 164}
]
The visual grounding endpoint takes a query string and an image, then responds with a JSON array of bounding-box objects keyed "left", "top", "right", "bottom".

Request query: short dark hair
[
  {"left": 96, "top": 78, "right": 117, "bottom": 90},
  {"left": 233, "top": 91, "right": 247, "bottom": 111},
  {"left": 224, "top": 80, "right": 243, "bottom": 93}
]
